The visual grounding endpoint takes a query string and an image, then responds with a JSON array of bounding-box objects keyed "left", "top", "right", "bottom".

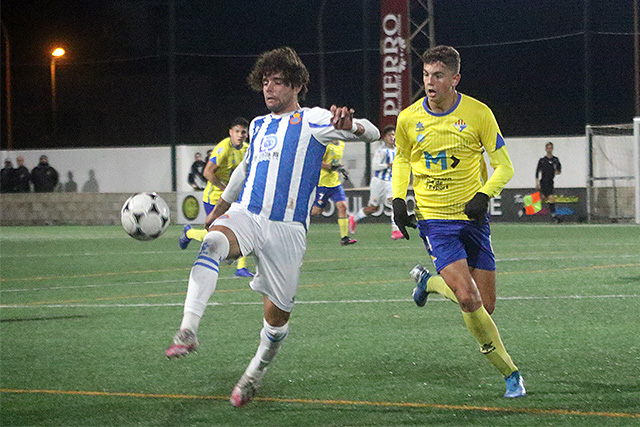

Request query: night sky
[{"left": 1, "top": 0, "right": 636, "bottom": 149}]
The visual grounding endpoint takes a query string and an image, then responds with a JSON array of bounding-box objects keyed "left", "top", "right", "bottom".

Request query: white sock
[
  {"left": 181, "top": 231, "right": 230, "bottom": 333},
  {"left": 390, "top": 215, "right": 399, "bottom": 231},
  {"left": 245, "top": 318, "right": 289, "bottom": 379},
  {"left": 353, "top": 208, "right": 367, "bottom": 223}
]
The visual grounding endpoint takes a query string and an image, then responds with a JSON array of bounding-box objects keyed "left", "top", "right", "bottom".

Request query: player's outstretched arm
[{"left": 329, "top": 105, "right": 380, "bottom": 142}]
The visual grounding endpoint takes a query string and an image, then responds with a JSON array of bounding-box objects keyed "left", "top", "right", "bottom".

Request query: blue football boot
[
  {"left": 504, "top": 371, "right": 527, "bottom": 398},
  {"left": 409, "top": 264, "right": 432, "bottom": 307},
  {"left": 179, "top": 225, "right": 192, "bottom": 250}
]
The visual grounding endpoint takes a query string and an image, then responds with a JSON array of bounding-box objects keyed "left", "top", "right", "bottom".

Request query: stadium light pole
[
  {"left": 50, "top": 47, "right": 65, "bottom": 139},
  {"left": 2, "top": 22, "right": 12, "bottom": 150}
]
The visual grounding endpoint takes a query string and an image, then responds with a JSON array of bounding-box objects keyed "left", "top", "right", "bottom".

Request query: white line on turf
[{"left": 1, "top": 294, "right": 637, "bottom": 309}]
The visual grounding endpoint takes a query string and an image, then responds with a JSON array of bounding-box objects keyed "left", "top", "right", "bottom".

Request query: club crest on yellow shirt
[{"left": 453, "top": 119, "right": 467, "bottom": 132}]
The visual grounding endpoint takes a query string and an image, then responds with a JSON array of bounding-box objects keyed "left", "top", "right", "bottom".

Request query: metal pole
[
  {"left": 427, "top": 0, "right": 436, "bottom": 47},
  {"left": 634, "top": 0, "right": 639, "bottom": 116},
  {"left": 583, "top": 0, "right": 592, "bottom": 126},
  {"left": 634, "top": 117, "right": 640, "bottom": 224},
  {"left": 362, "top": 0, "right": 371, "bottom": 186},
  {"left": 168, "top": 0, "right": 177, "bottom": 192},
  {"left": 51, "top": 57, "right": 57, "bottom": 138},
  {"left": 2, "top": 22, "right": 12, "bottom": 150},
  {"left": 586, "top": 125, "right": 592, "bottom": 223},
  {"left": 317, "top": 0, "right": 327, "bottom": 108}
]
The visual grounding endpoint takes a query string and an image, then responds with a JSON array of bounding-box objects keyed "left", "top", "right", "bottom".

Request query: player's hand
[
  {"left": 463, "top": 192, "right": 489, "bottom": 222},
  {"left": 330, "top": 105, "right": 355, "bottom": 130},
  {"left": 336, "top": 166, "right": 350, "bottom": 181},
  {"left": 392, "top": 198, "right": 417, "bottom": 240}
]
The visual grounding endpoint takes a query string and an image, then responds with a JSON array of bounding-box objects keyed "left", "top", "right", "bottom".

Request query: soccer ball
[{"left": 121, "top": 192, "right": 171, "bottom": 241}]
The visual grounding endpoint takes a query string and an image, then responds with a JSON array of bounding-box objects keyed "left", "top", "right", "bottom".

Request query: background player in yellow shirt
[
  {"left": 392, "top": 45, "right": 525, "bottom": 398},
  {"left": 179, "top": 117, "right": 254, "bottom": 277},
  {"left": 310, "top": 140, "right": 356, "bottom": 246}
]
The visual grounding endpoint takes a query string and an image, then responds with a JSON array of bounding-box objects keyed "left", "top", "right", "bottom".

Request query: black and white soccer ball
[{"left": 121, "top": 192, "right": 171, "bottom": 241}]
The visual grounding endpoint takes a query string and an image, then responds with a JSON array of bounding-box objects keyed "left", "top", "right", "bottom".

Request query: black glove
[
  {"left": 464, "top": 192, "right": 490, "bottom": 222},
  {"left": 392, "top": 198, "right": 417, "bottom": 240},
  {"left": 336, "top": 166, "right": 350, "bottom": 181}
]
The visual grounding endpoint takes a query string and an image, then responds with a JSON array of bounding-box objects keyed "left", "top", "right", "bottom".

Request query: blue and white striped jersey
[
  {"left": 372, "top": 146, "right": 396, "bottom": 181},
  {"left": 237, "top": 107, "right": 375, "bottom": 226}
]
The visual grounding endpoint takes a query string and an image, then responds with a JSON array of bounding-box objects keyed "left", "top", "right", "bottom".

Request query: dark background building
[{"left": 1, "top": 0, "right": 636, "bottom": 150}]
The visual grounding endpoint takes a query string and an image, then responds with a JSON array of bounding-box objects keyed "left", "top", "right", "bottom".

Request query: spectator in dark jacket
[
  {"left": 15, "top": 156, "right": 31, "bottom": 192},
  {"left": 1, "top": 158, "right": 17, "bottom": 193},
  {"left": 31, "top": 155, "right": 59, "bottom": 192}
]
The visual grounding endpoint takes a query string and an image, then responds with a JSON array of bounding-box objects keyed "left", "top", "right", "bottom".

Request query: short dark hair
[
  {"left": 382, "top": 125, "right": 395, "bottom": 136},
  {"left": 421, "top": 45, "right": 461, "bottom": 74},
  {"left": 230, "top": 116, "right": 249, "bottom": 129},
  {"left": 247, "top": 47, "right": 310, "bottom": 100},
  {"left": 546, "top": 142, "right": 554, "bottom": 148}
]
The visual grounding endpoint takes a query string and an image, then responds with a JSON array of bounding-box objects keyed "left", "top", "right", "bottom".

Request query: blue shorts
[
  {"left": 313, "top": 185, "right": 347, "bottom": 208},
  {"left": 204, "top": 202, "right": 215, "bottom": 215},
  {"left": 418, "top": 218, "right": 495, "bottom": 273}
]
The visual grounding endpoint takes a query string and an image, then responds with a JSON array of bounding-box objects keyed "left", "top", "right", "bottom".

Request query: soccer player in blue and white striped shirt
[
  {"left": 349, "top": 125, "right": 402, "bottom": 239},
  {"left": 165, "top": 47, "right": 380, "bottom": 407}
]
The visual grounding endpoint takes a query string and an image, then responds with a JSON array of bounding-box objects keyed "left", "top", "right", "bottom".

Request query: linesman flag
[{"left": 523, "top": 192, "right": 542, "bottom": 215}]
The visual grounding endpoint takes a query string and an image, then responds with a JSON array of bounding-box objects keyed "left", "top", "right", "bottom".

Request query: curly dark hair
[
  {"left": 421, "top": 45, "right": 461, "bottom": 74},
  {"left": 247, "top": 47, "right": 309, "bottom": 100}
]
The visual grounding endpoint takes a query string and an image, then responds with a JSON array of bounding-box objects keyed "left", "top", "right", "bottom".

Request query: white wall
[
  {"left": 1, "top": 147, "right": 172, "bottom": 193},
  {"left": 498, "top": 136, "right": 586, "bottom": 189},
  {"left": 1, "top": 136, "right": 587, "bottom": 194}
]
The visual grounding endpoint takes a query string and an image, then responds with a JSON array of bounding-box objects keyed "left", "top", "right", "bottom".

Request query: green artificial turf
[{"left": 1, "top": 223, "right": 639, "bottom": 426}]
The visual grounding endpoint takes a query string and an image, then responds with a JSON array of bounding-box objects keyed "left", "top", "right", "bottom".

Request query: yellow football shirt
[
  {"left": 203, "top": 137, "right": 249, "bottom": 205},
  {"left": 318, "top": 140, "right": 345, "bottom": 188},
  {"left": 392, "top": 93, "right": 514, "bottom": 220}
]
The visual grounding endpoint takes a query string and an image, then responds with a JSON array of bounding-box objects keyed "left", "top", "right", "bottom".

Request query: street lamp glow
[{"left": 51, "top": 48, "right": 65, "bottom": 57}]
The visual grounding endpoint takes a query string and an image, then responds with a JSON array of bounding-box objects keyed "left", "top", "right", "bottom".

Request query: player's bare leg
[
  {"left": 470, "top": 267, "right": 496, "bottom": 315},
  {"left": 231, "top": 297, "right": 290, "bottom": 407},
  {"left": 440, "top": 259, "right": 525, "bottom": 397},
  {"left": 166, "top": 225, "right": 241, "bottom": 358}
]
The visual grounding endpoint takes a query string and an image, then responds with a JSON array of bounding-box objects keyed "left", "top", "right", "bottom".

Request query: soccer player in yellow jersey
[
  {"left": 179, "top": 117, "right": 254, "bottom": 277},
  {"left": 310, "top": 140, "right": 357, "bottom": 245},
  {"left": 392, "top": 45, "right": 526, "bottom": 398}
]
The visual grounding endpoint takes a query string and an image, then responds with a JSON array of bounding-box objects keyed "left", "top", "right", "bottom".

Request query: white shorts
[
  {"left": 213, "top": 203, "right": 307, "bottom": 312},
  {"left": 368, "top": 177, "right": 393, "bottom": 207}
]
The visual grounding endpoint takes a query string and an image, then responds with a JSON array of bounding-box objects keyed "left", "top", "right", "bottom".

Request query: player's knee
[
  {"left": 200, "top": 230, "right": 231, "bottom": 262},
  {"left": 455, "top": 289, "right": 483, "bottom": 312},
  {"left": 484, "top": 300, "right": 496, "bottom": 315}
]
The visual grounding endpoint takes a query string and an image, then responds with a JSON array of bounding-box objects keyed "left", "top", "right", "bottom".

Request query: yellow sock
[
  {"left": 338, "top": 218, "right": 348, "bottom": 238},
  {"left": 186, "top": 228, "right": 208, "bottom": 242},
  {"left": 237, "top": 257, "right": 246, "bottom": 270},
  {"left": 462, "top": 306, "right": 518, "bottom": 377},
  {"left": 426, "top": 275, "right": 458, "bottom": 303}
]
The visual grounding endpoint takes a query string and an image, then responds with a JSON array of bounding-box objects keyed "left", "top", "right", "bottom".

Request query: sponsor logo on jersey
[
  {"left": 453, "top": 119, "right": 467, "bottom": 132},
  {"left": 417, "top": 134, "right": 425, "bottom": 143},
  {"left": 259, "top": 135, "right": 278, "bottom": 152}
]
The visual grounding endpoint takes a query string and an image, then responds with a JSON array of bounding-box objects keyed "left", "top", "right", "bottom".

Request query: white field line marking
[
  {"left": 0, "top": 277, "right": 237, "bottom": 293},
  {"left": 2, "top": 240, "right": 639, "bottom": 259},
  {"left": 2, "top": 254, "right": 639, "bottom": 292},
  {"left": 1, "top": 294, "right": 637, "bottom": 309}
]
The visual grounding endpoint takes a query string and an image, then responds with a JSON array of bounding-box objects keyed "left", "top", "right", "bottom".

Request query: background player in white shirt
[
  {"left": 165, "top": 47, "right": 380, "bottom": 407},
  {"left": 349, "top": 125, "right": 402, "bottom": 239}
]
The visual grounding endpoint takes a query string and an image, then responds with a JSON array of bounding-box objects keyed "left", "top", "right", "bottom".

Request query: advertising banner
[{"left": 379, "top": 0, "right": 411, "bottom": 130}]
